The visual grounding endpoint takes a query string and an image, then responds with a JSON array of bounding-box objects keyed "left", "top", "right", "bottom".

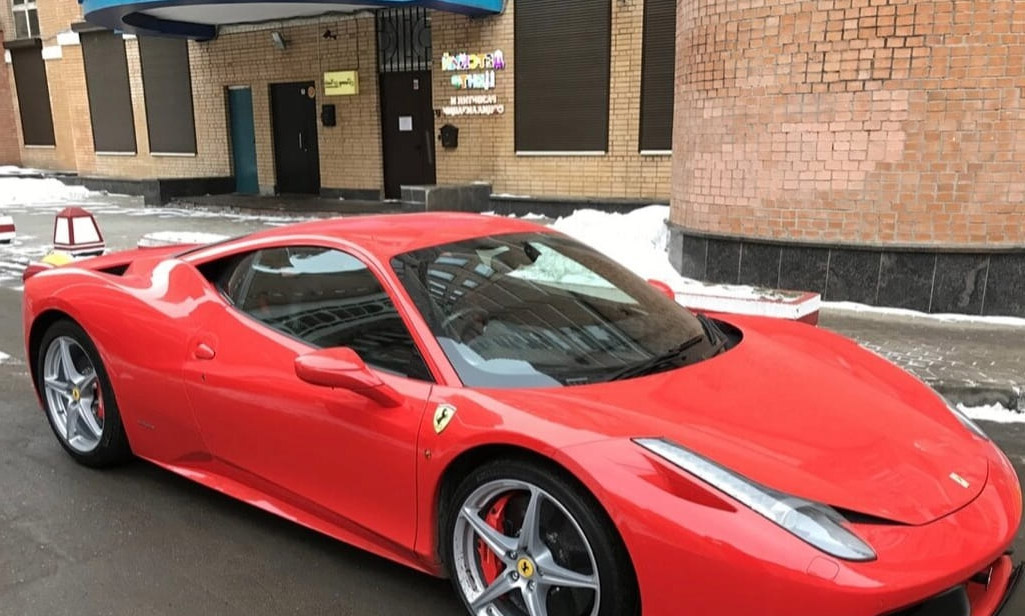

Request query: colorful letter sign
[{"left": 441, "top": 50, "right": 505, "bottom": 91}]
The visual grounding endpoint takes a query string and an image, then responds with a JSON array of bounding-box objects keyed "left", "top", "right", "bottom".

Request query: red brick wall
[
  {"left": 0, "top": 29, "right": 21, "bottom": 166},
  {"left": 670, "top": 0, "right": 1025, "bottom": 247}
]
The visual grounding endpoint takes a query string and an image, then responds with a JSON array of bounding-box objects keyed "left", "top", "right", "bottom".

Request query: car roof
[{"left": 239, "top": 212, "right": 553, "bottom": 258}]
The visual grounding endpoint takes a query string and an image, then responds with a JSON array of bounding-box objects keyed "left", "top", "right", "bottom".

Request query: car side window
[{"left": 225, "top": 246, "right": 432, "bottom": 381}]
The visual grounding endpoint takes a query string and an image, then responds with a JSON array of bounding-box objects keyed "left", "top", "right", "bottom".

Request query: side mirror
[
  {"left": 648, "top": 279, "right": 676, "bottom": 301},
  {"left": 295, "top": 347, "right": 404, "bottom": 408}
]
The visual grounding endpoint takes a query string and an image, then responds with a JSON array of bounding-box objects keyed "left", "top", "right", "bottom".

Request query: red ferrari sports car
[{"left": 22, "top": 213, "right": 1022, "bottom": 616}]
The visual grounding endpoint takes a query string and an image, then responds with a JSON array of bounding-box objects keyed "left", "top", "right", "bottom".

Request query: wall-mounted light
[{"left": 271, "top": 31, "right": 287, "bottom": 50}]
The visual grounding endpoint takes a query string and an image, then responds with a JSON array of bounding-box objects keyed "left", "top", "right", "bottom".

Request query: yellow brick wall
[
  {"left": 4, "top": 0, "right": 670, "bottom": 201},
  {"left": 431, "top": 0, "right": 673, "bottom": 201},
  {"left": 190, "top": 15, "right": 381, "bottom": 192}
]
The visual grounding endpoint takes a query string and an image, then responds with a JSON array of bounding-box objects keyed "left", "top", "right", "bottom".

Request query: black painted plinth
[{"left": 669, "top": 224, "right": 1025, "bottom": 317}]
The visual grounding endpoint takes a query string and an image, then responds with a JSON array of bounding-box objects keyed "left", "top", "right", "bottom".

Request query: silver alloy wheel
[
  {"left": 42, "top": 336, "right": 104, "bottom": 454},
  {"left": 453, "top": 479, "right": 601, "bottom": 616}
]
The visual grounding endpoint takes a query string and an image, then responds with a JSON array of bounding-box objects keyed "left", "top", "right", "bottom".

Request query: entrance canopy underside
[{"left": 81, "top": 0, "right": 503, "bottom": 40}]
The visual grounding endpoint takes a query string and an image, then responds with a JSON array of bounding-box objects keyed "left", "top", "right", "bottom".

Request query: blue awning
[{"left": 81, "top": 0, "right": 503, "bottom": 40}]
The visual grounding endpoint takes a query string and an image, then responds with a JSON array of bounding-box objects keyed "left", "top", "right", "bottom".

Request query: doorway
[
  {"left": 270, "top": 81, "right": 320, "bottom": 195},
  {"left": 376, "top": 7, "right": 436, "bottom": 199},
  {"left": 379, "top": 71, "right": 436, "bottom": 199},
  {"left": 227, "top": 87, "right": 258, "bottom": 195}
]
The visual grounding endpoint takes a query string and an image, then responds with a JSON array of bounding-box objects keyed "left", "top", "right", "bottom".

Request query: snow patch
[
  {"left": 548, "top": 206, "right": 790, "bottom": 301},
  {"left": 0, "top": 351, "right": 9, "bottom": 364},
  {"left": 0, "top": 178, "right": 93, "bottom": 205},
  {"left": 825, "top": 301, "right": 1025, "bottom": 327},
  {"left": 957, "top": 403, "right": 1025, "bottom": 424},
  {"left": 0, "top": 165, "right": 47, "bottom": 176},
  {"left": 138, "top": 231, "right": 230, "bottom": 248}
]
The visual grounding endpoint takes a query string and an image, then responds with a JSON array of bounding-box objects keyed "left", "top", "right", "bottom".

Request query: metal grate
[{"left": 376, "top": 6, "right": 433, "bottom": 73}]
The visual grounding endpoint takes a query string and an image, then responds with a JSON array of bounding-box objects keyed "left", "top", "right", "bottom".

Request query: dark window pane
[
  {"left": 13, "top": 12, "right": 28, "bottom": 39},
  {"left": 10, "top": 47, "right": 55, "bottom": 146},
  {"left": 27, "top": 8, "right": 39, "bottom": 37},
  {"left": 138, "top": 36, "right": 197, "bottom": 154},
  {"left": 81, "top": 31, "right": 136, "bottom": 153},
  {"left": 12, "top": 0, "right": 26, "bottom": 6},
  {"left": 639, "top": 0, "right": 676, "bottom": 151},
  {"left": 236, "top": 247, "right": 432, "bottom": 381},
  {"left": 514, "top": 0, "right": 611, "bottom": 152}
]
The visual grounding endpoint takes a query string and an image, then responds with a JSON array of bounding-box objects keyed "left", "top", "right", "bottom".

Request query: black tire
[
  {"left": 35, "top": 319, "right": 132, "bottom": 468},
  {"left": 442, "top": 457, "right": 640, "bottom": 616}
]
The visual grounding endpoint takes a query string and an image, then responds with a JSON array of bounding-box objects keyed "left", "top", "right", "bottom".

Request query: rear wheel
[
  {"left": 444, "top": 459, "right": 639, "bottom": 616},
  {"left": 36, "top": 320, "right": 131, "bottom": 467}
]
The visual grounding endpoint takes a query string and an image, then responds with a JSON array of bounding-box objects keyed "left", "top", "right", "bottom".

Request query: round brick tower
[{"left": 669, "top": 0, "right": 1025, "bottom": 316}]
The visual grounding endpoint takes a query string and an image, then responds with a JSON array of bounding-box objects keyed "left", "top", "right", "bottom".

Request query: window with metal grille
[
  {"left": 514, "top": 0, "right": 612, "bottom": 153},
  {"left": 81, "top": 31, "right": 137, "bottom": 153},
  {"left": 138, "top": 36, "right": 197, "bottom": 154},
  {"left": 376, "top": 7, "right": 432, "bottom": 73},
  {"left": 11, "top": 0, "right": 39, "bottom": 39},
  {"left": 639, "top": 0, "right": 676, "bottom": 153},
  {"left": 10, "top": 45, "right": 54, "bottom": 146}
]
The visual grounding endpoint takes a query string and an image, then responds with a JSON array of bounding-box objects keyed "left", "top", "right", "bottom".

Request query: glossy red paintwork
[{"left": 22, "top": 213, "right": 1022, "bottom": 615}]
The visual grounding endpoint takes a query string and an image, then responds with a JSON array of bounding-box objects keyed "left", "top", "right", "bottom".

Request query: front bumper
[
  {"left": 887, "top": 556, "right": 1022, "bottom": 615},
  {"left": 995, "top": 561, "right": 1023, "bottom": 615},
  {"left": 566, "top": 440, "right": 1023, "bottom": 616}
]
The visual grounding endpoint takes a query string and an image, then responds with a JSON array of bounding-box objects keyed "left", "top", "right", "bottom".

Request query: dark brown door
[
  {"left": 379, "top": 70, "right": 436, "bottom": 199},
  {"left": 270, "top": 82, "right": 320, "bottom": 195}
]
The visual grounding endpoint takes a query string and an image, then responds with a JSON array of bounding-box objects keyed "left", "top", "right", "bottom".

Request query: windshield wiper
[{"left": 604, "top": 334, "right": 706, "bottom": 382}]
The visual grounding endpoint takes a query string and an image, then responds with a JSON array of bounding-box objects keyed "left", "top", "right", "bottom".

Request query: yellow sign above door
[{"left": 324, "top": 71, "right": 359, "bottom": 96}]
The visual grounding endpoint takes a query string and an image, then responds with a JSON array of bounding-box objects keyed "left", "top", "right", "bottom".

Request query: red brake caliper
[
  {"left": 478, "top": 494, "right": 512, "bottom": 584},
  {"left": 93, "top": 383, "right": 105, "bottom": 422}
]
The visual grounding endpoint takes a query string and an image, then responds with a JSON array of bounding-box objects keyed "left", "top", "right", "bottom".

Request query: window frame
[
  {"left": 11, "top": 0, "right": 39, "bottom": 39},
  {"left": 638, "top": 0, "right": 677, "bottom": 153},
  {"left": 513, "top": 0, "right": 613, "bottom": 154},
  {"left": 195, "top": 242, "right": 438, "bottom": 384}
]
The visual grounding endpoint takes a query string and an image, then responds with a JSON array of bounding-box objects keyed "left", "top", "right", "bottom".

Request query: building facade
[
  {"left": 1, "top": 0, "right": 675, "bottom": 206},
  {"left": 669, "top": 0, "right": 1025, "bottom": 316},
  {"left": 0, "top": 26, "right": 19, "bottom": 165}
]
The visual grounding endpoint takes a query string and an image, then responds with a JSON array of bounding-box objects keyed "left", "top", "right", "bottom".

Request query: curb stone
[{"left": 932, "top": 382, "right": 1024, "bottom": 412}]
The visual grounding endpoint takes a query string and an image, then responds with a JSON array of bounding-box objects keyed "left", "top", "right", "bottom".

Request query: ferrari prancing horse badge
[{"left": 433, "top": 404, "right": 457, "bottom": 434}]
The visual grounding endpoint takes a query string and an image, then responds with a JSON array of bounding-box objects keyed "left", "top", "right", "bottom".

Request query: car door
[{"left": 182, "top": 245, "right": 434, "bottom": 550}]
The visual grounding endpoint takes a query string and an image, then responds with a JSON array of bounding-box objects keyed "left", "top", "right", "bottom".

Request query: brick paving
[{"left": 820, "top": 307, "right": 1025, "bottom": 410}]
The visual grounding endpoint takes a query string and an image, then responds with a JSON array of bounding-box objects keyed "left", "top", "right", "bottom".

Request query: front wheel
[
  {"left": 36, "top": 320, "right": 131, "bottom": 467},
  {"left": 444, "top": 459, "right": 639, "bottom": 616}
]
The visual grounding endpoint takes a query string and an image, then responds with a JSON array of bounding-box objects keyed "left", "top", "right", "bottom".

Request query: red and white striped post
[{"left": 0, "top": 215, "right": 14, "bottom": 244}]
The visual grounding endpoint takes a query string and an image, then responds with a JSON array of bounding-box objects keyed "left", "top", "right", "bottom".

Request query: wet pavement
[{"left": 822, "top": 308, "right": 1025, "bottom": 409}]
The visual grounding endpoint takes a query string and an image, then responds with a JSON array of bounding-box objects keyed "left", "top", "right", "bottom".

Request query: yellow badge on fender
[
  {"left": 433, "top": 404, "right": 457, "bottom": 434},
  {"left": 950, "top": 472, "right": 970, "bottom": 489}
]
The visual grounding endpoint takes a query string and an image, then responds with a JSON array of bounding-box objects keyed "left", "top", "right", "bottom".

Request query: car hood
[{"left": 485, "top": 316, "right": 988, "bottom": 526}]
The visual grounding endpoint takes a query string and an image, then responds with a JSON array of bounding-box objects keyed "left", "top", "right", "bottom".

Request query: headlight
[
  {"left": 948, "top": 403, "right": 989, "bottom": 440},
  {"left": 635, "top": 438, "right": 876, "bottom": 562}
]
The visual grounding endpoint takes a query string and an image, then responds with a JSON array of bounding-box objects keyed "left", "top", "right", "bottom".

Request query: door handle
[
  {"left": 194, "top": 343, "right": 216, "bottom": 360},
  {"left": 424, "top": 129, "right": 434, "bottom": 165},
  {"left": 298, "top": 132, "right": 304, "bottom": 151}
]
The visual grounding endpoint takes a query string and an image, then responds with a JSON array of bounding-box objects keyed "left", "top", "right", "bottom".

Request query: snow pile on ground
[
  {"left": 0, "top": 165, "right": 46, "bottom": 176},
  {"left": 825, "top": 301, "right": 1025, "bottom": 327},
  {"left": 138, "top": 231, "right": 231, "bottom": 248},
  {"left": 0, "top": 178, "right": 93, "bottom": 206},
  {"left": 957, "top": 402, "right": 1025, "bottom": 424},
  {"left": 547, "top": 206, "right": 792, "bottom": 300},
  {"left": 0, "top": 351, "right": 9, "bottom": 365}
]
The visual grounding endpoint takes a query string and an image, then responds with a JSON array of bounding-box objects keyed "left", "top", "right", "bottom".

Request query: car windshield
[{"left": 391, "top": 232, "right": 719, "bottom": 388}]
